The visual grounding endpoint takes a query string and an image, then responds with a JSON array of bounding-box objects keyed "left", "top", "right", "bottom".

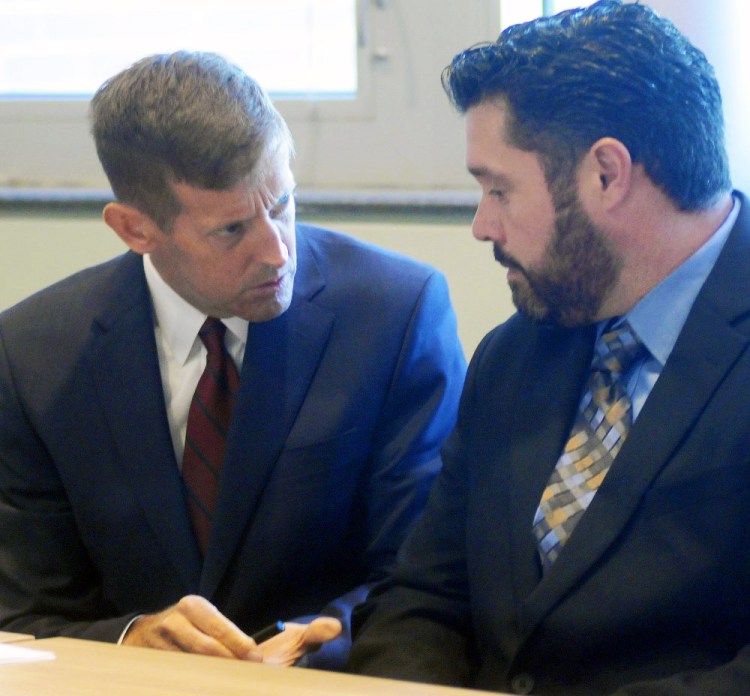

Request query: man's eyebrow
[
  {"left": 207, "top": 215, "right": 253, "bottom": 234},
  {"left": 467, "top": 165, "right": 490, "bottom": 179},
  {"left": 467, "top": 166, "right": 511, "bottom": 187}
]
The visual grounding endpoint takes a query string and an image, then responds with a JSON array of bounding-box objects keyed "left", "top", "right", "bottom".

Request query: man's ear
[
  {"left": 103, "top": 202, "right": 161, "bottom": 255},
  {"left": 579, "top": 137, "right": 633, "bottom": 209}
]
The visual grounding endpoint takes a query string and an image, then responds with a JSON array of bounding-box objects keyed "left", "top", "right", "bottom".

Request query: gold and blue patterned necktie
[{"left": 532, "top": 321, "right": 644, "bottom": 571}]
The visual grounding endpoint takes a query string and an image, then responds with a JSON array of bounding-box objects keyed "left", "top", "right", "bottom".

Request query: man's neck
[{"left": 599, "top": 190, "right": 734, "bottom": 320}]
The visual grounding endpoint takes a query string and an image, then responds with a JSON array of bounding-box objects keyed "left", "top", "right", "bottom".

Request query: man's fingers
[
  {"left": 122, "top": 596, "right": 344, "bottom": 665},
  {"left": 301, "top": 617, "right": 343, "bottom": 644},
  {"left": 176, "top": 596, "right": 262, "bottom": 660},
  {"left": 259, "top": 617, "right": 343, "bottom": 666},
  {"left": 123, "top": 595, "right": 262, "bottom": 661}
]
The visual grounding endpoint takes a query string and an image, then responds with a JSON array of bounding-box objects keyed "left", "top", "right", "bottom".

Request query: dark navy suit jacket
[
  {"left": 350, "top": 194, "right": 750, "bottom": 693},
  {"left": 0, "top": 223, "right": 466, "bottom": 668}
]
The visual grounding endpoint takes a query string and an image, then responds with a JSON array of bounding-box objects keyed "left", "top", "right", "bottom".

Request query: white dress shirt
[{"left": 142, "top": 254, "right": 248, "bottom": 468}]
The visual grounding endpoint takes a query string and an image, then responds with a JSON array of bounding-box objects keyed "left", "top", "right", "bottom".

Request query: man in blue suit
[
  {"left": 349, "top": 1, "right": 750, "bottom": 693},
  {"left": 0, "top": 52, "right": 466, "bottom": 669}
]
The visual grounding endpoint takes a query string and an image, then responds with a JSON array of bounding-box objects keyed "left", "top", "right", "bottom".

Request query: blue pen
[{"left": 251, "top": 620, "right": 285, "bottom": 643}]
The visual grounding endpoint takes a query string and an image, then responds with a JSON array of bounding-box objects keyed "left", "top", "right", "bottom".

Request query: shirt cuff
[{"left": 117, "top": 615, "right": 143, "bottom": 645}]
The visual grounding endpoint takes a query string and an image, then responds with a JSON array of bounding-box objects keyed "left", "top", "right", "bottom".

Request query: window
[
  {"left": 0, "top": 0, "right": 357, "bottom": 99},
  {"left": 10, "top": 1, "right": 744, "bottom": 196}
]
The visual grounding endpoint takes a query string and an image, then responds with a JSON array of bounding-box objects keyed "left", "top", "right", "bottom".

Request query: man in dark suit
[
  {"left": 348, "top": 1, "right": 750, "bottom": 693},
  {"left": 0, "top": 52, "right": 466, "bottom": 669}
]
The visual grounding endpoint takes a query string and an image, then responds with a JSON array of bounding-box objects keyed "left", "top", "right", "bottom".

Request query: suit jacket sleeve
[
  {"left": 0, "top": 324, "right": 136, "bottom": 642},
  {"left": 346, "top": 331, "right": 493, "bottom": 684},
  {"left": 304, "top": 268, "right": 467, "bottom": 669}
]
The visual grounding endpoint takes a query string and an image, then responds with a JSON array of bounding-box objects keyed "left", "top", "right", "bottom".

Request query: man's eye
[
  {"left": 221, "top": 223, "right": 244, "bottom": 235},
  {"left": 489, "top": 189, "right": 505, "bottom": 199},
  {"left": 271, "top": 193, "right": 292, "bottom": 219}
]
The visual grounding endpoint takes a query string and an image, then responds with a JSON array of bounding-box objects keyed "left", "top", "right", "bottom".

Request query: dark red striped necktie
[{"left": 182, "top": 317, "right": 240, "bottom": 555}]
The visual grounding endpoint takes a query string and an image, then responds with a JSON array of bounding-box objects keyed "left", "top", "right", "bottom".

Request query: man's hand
[
  {"left": 122, "top": 595, "right": 262, "bottom": 660},
  {"left": 258, "top": 617, "right": 343, "bottom": 667},
  {"left": 122, "top": 595, "right": 343, "bottom": 666}
]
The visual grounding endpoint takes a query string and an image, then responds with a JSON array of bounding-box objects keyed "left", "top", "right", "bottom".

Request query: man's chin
[
  {"left": 511, "top": 285, "right": 571, "bottom": 327},
  {"left": 509, "top": 278, "right": 603, "bottom": 328},
  {"left": 239, "top": 295, "right": 293, "bottom": 323},
  {"left": 513, "top": 297, "right": 598, "bottom": 328},
  {"left": 510, "top": 280, "right": 549, "bottom": 322}
]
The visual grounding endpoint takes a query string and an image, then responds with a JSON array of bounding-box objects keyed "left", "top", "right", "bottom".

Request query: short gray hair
[{"left": 91, "top": 51, "right": 293, "bottom": 230}]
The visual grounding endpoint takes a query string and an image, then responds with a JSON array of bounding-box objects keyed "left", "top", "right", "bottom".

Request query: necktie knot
[
  {"left": 198, "top": 319, "right": 237, "bottom": 395},
  {"left": 198, "top": 317, "right": 227, "bottom": 357},
  {"left": 592, "top": 321, "right": 644, "bottom": 376}
]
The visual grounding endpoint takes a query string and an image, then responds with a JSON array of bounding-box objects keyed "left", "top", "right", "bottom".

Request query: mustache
[{"left": 493, "top": 243, "right": 523, "bottom": 271}]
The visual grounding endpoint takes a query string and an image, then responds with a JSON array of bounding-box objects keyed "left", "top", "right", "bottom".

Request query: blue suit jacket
[
  {"left": 0, "top": 223, "right": 466, "bottom": 668},
  {"left": 349, "top": 194, "right": 750, "bottom": 693}
]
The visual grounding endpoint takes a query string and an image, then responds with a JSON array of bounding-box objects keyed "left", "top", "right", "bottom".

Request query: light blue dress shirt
[{"left": 611, "top": 195, "right": 740, "bottom": 421}]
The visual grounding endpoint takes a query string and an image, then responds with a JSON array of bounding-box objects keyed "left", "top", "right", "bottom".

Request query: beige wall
[{"left": 0, "top": 213, "right": 514, "bottom": 359}]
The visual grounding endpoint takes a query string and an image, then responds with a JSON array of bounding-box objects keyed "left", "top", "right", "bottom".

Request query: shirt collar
[
  {"left": 624, "top": 195, "right": 740, "bottom": 367},
  {"left": 143, "top": 254, "right": 248, "bottom": 366}
]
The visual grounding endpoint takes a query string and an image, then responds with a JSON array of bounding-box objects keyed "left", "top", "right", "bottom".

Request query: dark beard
[{"left": 495, "top": 191, "right": 621, "bottom": 327}]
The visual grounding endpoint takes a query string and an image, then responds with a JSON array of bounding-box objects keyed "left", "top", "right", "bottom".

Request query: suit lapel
[
  {"left": 201, "top": 233, "right": 334, "bottom": 596},
  {"left": 520, "top": 197, "right": 750, "bottom": 637},
  {"left": 87, "top": 253, "right": 202, "bottom": 590}
]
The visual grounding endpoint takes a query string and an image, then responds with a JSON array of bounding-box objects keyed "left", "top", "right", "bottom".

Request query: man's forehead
[
  {"left": 246, "top": 138, "right": 294, "bottom": 189},
  {"left": 170, "top": 146, "right": 294, "bottom": 203},
  {"left": 464, "top": 102, "right": 518, "bottom": 175},
  {"left": 466, "top": 98, "right": 512, "bottom": 139}
]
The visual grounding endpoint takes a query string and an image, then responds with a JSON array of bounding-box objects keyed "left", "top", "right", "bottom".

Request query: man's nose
[
  {"left": 253, "top": 219, "right": 289, "bottom": 268},
  {"left": 471, "top": 197, "right": 504, "bottom": 243}
]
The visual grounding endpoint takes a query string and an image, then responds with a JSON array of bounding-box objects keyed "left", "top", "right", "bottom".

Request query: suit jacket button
[{"left": 510, "top": 673, "right": 535, "bottom": 694}]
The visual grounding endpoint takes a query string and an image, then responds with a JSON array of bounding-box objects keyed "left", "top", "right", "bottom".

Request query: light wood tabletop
[
  {"left": 0, "top": 637, "right": 505, "bottom": 696},
  {"left": 0, "top": 632, "right": 34, "bottom": 644}
]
